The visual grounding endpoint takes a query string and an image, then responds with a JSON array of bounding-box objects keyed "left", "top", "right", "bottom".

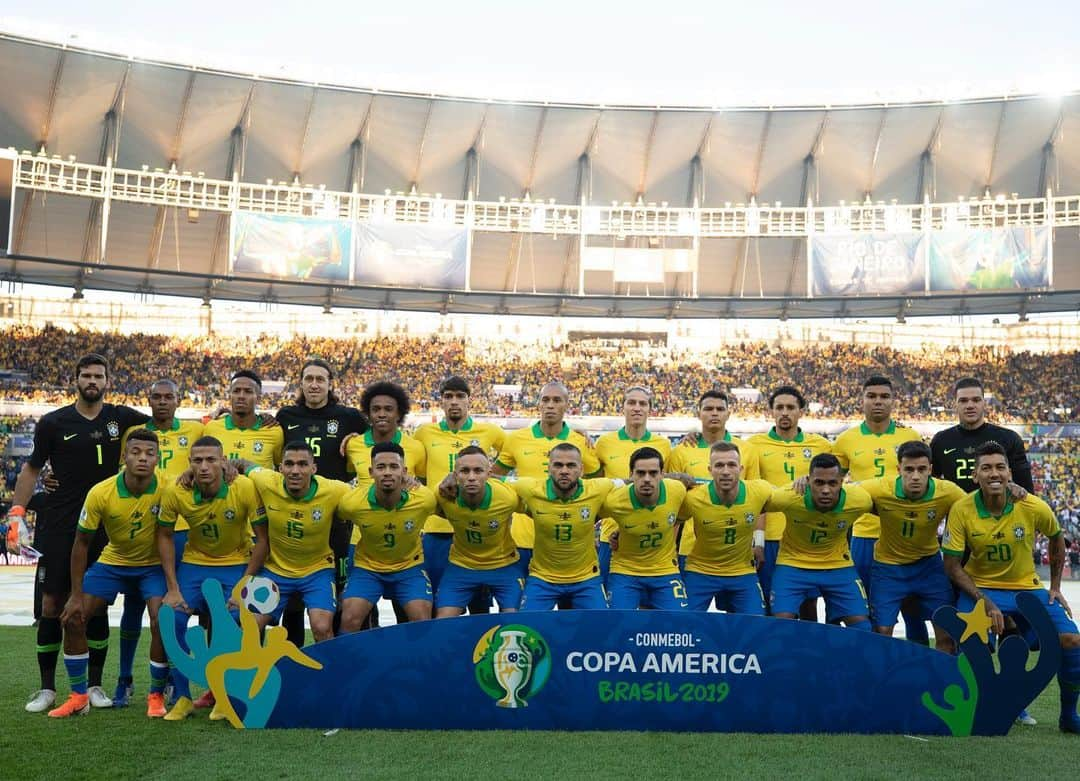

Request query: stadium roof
[{"left": 1, "top": 32, "right": 1079, "bottom": 318}]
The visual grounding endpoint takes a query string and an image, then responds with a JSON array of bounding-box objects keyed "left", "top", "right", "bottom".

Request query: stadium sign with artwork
[
  {"left": 162, "top": 581, "right": 1059, "bottom": 735},
  {"left": 230, "top": 212, "right": 352, "bottom": 281}
]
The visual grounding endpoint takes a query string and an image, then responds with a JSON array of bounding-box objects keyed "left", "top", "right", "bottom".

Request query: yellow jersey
[
  {"left": 437, "top": 479, "right": 521, "bottom": 571},
  {"left": 345, "top": 429, "right": 427, "bottom": 545},
  {"left": 833, "top": 421, "right": 922, "bottom": 539},
  {"left": 414, "top": 418, "right": 504, "bottom": 534},
  {"left": 247, "top": 468, "right": 350, "bottom": 578},
  {"left": 863, "top": 476, "right": 966, "bottom": 565},
  {"left": 603, "top": 479, "right": 688, "bottom": 577},
  {"left": 78, "top": 472, "right": 165, "bottom": 567},
  {"left": 942, "top": 492, "right": 1060, "bottom": 590},
  {"left": 511, "top": 477, "right": 617, "bottom": 584},
  {"left": 203, "top": 415, "right": 283, "bottom": 469},
  {"left": 668, "top": 433, "right": 760, "bottom": 555},
  {"left": 158, "top": 475, "right": 266, "bottom": 566},
  {"left": 122, "top": 418, "right": 205, "bottom": 531},
  {"left": 595, "top": 428, "right": 671, "bottom": 544},
  {"left": 337, "top": 484, "right": 436, "bottom": 573},
  {"left": 679, "top": 479, "right": 772, "bottom": 577},
  {"left": 748, "top": 428, "right": 832, "bottom": 542},
  {"left": 496, "top": 422, "right": 601, "bottom": 550},
  {"left": 766, "top": 485, "right": 873, "bottom": 570}
]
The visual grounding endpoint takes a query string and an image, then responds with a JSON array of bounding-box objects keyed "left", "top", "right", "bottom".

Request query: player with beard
[{"left": 8, "top": 354, "right": 148, "bottom": 713}]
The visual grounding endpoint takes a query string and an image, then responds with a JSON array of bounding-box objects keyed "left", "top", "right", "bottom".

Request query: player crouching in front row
[{"left": 51, "top": 430, "right": 171, "bottom": 719}]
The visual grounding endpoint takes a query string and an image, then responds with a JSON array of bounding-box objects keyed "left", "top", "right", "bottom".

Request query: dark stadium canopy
[{"left": 0, "top": 32, "right": 1078, "bottom": 319}]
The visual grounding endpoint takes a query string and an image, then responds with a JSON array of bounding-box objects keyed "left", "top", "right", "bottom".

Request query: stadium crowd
[{"left": 0, "top": 325, "right": 1077, "bottom": 422}]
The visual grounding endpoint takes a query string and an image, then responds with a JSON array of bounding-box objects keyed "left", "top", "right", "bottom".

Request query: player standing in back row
[{"left": 9, "top": 354, "right": 148, "bottom": 714}]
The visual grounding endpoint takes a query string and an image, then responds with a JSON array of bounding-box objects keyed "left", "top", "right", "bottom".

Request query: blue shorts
[
  {"left": 597, "top": 542, "right": 612, "bottom": 586},
  {"left": 422, "top": 533, "right": 453, "bottom": 591},
  {"left": 870, "top": 554, "right": 954, "bottom": 629},
  {"left": 757, "top": 540, "right": 780, "bottom": 611},
  {"left": 956, "top": 588, "right": 1078, "bottom": 636},
  {"left": 343, "top": 563, "right": 432, "bottom": 605},
  {"left": 517, "top": 548, "right": 533, "bottom": 580},
  {"left": 263, "top": 568, "right": 336, "bottom": 619},
  {"left": 684, "top": 571, "right": 765, "bottom": 615},
  {"left": 83, "top": 563, "right": 166, "bottom": 604},
  {"left": 178, "top": 562, "right": 248, "bottom": 615},
  {"left": 608, "top": 573, "right": 688, "bottom": 610},
  {"left": 173, "top": 530, "right": 189, "bottom": 565},
  {"left": 436, "top": 562, "right": 522, "bottom": 611},
  {"left": 771, "top": 564, "right": 868, "bottom": 622},
  {"left": 851, "top": 536, "right": 876, "bottom": 588},
  {"left": 521, "top": 575, "right": 607, "bottom": 611}
]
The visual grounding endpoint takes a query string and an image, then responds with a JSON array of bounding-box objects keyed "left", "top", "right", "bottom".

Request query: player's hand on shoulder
[
  {"left": 402, "top": 474, "right": 422, "bottom": 490},
  {"left": 792, "top": 475, "right": 809, "bottom": 494},
  {"left": 1006, "top": 481, "right": 1028, "bottom": 500},
  {"left": 664, "top": 472, "right": 696, "bottom": 490},
  {"left": 222, "top": 460, "right": 241, "bottom": 484},
  {"left": 437, "top": 474, "right": 458, "bottom": 501},
  {"left": 677, "top": 431, "right": 698, "bottom": 447},
  {"left": 211, "top": 404, "right": 229, "bottom": 419},
  {"left": 339, "top": 432, "right": 359, "bottom": 456},
  {"left": 258, "top": 412, "right": 278, "bottom": 429},
  {"left": 176, "top": 468, "right": 195, "bottom": 490}
]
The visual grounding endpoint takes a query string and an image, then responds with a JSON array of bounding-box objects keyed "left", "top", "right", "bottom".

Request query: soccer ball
[{"left": 239, "top": 576, "right": 280, "bottom": 615}]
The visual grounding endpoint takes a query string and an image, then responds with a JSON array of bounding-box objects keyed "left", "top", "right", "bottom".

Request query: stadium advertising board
[
  {"left": 810, "top": 227, "right": 1052, "bottom": 296},
  {"left": 163, "top": 581, "right": 1058, "bottom": 736},
  {"left": 928, "top": 226, "right": 1052, "bottom": 291},
  {"left": 354, "top": 222, "right": 469, "bottom": 289},
  {"left": 809, "top": 233, "right": 925, "bottom": 296},
  {"left": 230, "top": 212, "right": 352, "bottom": 281}
]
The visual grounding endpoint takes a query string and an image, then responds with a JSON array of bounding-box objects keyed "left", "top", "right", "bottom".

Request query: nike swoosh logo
[
  {"left": 287, "top": 425, "right": 300, "bottom": 430},
  {"left": 971, "top": 532, "right": 984, "bottom": 537},
  {"left": 944, "top": 448, "right": 957, "bottom": 455},
  {"left": 761, "top": 452, "right": 775, "bottom": 457},
  {"left": 64, "top": 434, "right": 78, "bottom": 441},
  {"left": 853, "top": 451, "right": 864, "bottom": 457}
]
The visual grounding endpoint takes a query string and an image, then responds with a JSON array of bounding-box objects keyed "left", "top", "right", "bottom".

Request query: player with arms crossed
[
  {"left": 594, "top": 387, "right": 671, "bottom": 584},
  {"left": 277, "top": 359, "right": 368, "bottom": 633},
  {"left": 495, "top": 381, "right": 600, "bottom": 574},
  {"left": 766, "top": 453, "right": 873, "bottom": 629},
  {"left": 435, "top": 446, "right": 523, "bottom": 616},
  {"left": 513, "top": 443, "right": 616, "bottom": 610},
  {"left": 942, "top": 441, "right": 1080, "bottom": 733},
  {"left": 9, "top": 353, "right": 148, "bottom": 713},
  {"left": 337, "top": 442, "right": 437, "bottom": 630},
  {"left": 669, "top": 390, "right": 760, "bottom": 574},
  {"left": 239, "top": 441, "right": 351, "bottom": 641},
  {"left": 50, "top": 430, "right": 168, "bottom": 718},
  {"left": 748, "top": 386, "right": 831, "bottom": 615},
  {"left": 157, "top": 435, "right": 269, "bottom": 720},
  {"left": 603, "top": 447, "right": 688, "bottom": 610},
  {"left": 832, "top": 376, "right": 927, "bottom": 642},
  {"left": 413, "top": 377, "right": 504, "bottom": 599},
  {"left": 679, "top": 442, "right": 771, "bottom": 614}
]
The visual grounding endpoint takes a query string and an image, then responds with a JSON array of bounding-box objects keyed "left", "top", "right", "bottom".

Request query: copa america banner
[
  {"left": 808, "top": 233, "right": 925, "bottom": 296},
  {"left": 230, "top": 212, "right": 352, "bottom": 281},
  {"left": 163, "top": 581, "right": 1058, "bottom": 735},
  {"left": 354, "top": 222, "right": 469, "bottom": 288},
  {"left": 928, "top": 226, "right": 1052, "bottom": 291}
]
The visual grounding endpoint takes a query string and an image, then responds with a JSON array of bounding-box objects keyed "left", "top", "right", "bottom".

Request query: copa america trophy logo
[{"left": 473, "top": 624, "right": 552, "bottom": 709}]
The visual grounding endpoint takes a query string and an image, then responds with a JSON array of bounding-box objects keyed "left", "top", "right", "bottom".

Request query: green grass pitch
[{"left": 2, "top": 625, "right": 1073, "bottom": 780}]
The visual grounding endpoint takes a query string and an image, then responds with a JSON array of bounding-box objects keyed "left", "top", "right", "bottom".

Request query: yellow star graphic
[{"left": 956, "top": 598, "right": 994, "bottom": 644}]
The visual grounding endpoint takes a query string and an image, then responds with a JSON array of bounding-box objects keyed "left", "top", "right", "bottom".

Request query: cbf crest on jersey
[
  {"left": 745, "top": 512, "right": 756, "bottom": 524},
  {"left": 107, "top": 421, "right": 120, "bottom": 438},
  {"left": 253, "top": 441, "right": 264, "bottom": 454},
  {"left": 667, "top": 513, "right": 676, "bottom": 526},
  {"left": 927, "top": 509, "right": 937, "bottom": 522},
  {"left": 802, "top": 448, "right": 812, "bottom": 459},
  {"left": 326, "top": 420, "right": 339, "bottom": 435},
  {"left": 1014, "top": 526, "right": 1025, "bottom": 540},
  {"left": 312, "top": 509, "right": 323, "bottom": 522},
  {"left": 179, "top": 436, "right": 189, "bottom": 447},
  {"left": 488, "top": 519, "right": 500, "bottom": 530},
  {"left": 224, "top": 509, "right": 236, "bottom": 521},
  {"left": 580, "top": 507, "right": 591, "bottom": 520}
]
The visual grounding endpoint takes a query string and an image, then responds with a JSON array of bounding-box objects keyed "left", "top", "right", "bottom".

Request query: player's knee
[
  {"left": 873, "top": 625, "right": 894, "bottom": 636},
  {"left": 41, "top": 593, "right": 61, "bottom": 617}
]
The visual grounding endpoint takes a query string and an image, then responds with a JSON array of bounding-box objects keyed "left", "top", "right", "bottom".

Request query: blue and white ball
[{"left": 240, "top": 575, "right": 280, "bottom": 615}]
